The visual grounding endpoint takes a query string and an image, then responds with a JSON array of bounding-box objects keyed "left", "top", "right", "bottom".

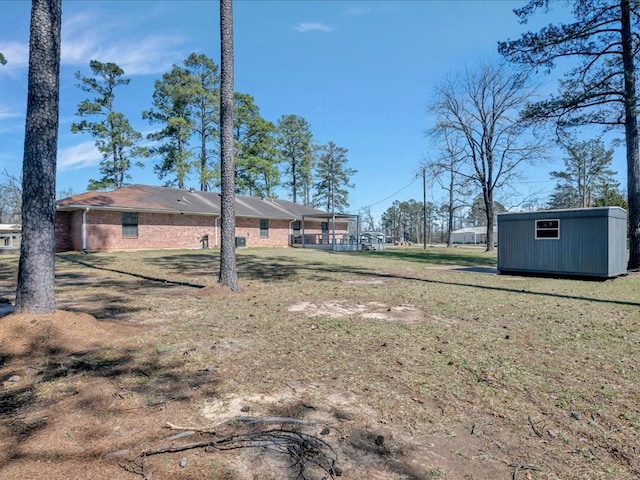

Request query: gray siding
[{"left": 497, "top": 207, "right": 627, "bottom": 278}]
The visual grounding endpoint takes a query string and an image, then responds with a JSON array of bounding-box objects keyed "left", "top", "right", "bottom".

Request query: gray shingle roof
[{"left": 56, "top": 184, "right": 336, "bottom": 220}]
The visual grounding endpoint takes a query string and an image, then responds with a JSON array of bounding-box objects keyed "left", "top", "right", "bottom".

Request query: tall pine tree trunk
[
  {"left": 218, "top": 0, "right": 239, "bottom": 291},
  {"left": 621, "top": 0, "right": 640, "bottom": 270},
  {"left": 15, "top": 0, "right": 62, "bottom": 314}
]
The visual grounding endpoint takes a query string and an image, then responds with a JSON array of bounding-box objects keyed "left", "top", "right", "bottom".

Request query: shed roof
[
  {"left": 498, "top": 206, "right": 627, "bottom": 221},
  {"left": 56, "top": 184, "right": 336, "bottom": 220}
]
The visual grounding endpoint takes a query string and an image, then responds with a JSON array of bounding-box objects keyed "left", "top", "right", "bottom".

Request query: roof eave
[{"left": 56, "top": 205, "right": 221, "bottom": 216}]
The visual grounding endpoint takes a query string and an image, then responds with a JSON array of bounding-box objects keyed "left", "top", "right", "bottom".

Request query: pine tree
[
  {"left": 233, "top": 93, "right": 278, "bottom": 197},
  {"left": 219, "top": 0, "right": 239, "bottom": 292},
  {"left": 16, "top": 0, "right": 61, "bottom": 314},
  {"left": 276, "top": 115, "right": 314, "bottom": 204},
  {"left": 548, "top": 139, "right": 618, "bottom": 208},
  {"left": 71, "top": 61, "right": 144, "bottom": 190},
  {"left": 144, "top": 65, "right": 194, "bottom": 189},
  {"left": 183, "top": 53, "right": 220, "bottom": 191},
  {"left": 312, "top": 141, "right": 356, "bottom": 214}
]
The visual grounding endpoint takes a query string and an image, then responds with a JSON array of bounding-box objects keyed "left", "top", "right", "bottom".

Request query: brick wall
[
  {"left": 55, "top": 211, "right": 73, "bottom": 251},
  {"left": 235, "top": 217, "right": 293, "bottom": 247},
  {"left": 55, "top": 209, "right": 350, "bottom": 252}
]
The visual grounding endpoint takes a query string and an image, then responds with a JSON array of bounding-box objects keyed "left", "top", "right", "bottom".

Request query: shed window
[
  {"left": 122, "top": 212, "right": 138, "bottom": 238},
  {"left": 535, "top": 219, "right": 559, "bottom": 239},
  {"left": 260, "top": 219, "right": 269, "bottom": 238}
]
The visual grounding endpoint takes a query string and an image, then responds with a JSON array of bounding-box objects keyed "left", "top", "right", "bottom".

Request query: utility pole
[{"left": 423, "top": 166, "right": 427, "bottom": 249}]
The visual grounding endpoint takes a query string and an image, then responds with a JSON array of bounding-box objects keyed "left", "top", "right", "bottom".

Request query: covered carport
[{"left": 293, "top": 213, "right": 360, "bottom": 251}]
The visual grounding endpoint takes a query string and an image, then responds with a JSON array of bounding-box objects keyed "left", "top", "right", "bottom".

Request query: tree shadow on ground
[
  {"left": 0, "top": 332, "right": 220, "bottom": 475},
  {"left": 57, "top": 255, "right": 207, "bottom": 289},
  {"left": 0, "top": 258, "right": 19, "bottom": 282},
  {"left": 359, "top": 247, "right": 497, "bottom": 267},
  {"left": 234, "top": 252, "right": 640, "bottom": 308}
]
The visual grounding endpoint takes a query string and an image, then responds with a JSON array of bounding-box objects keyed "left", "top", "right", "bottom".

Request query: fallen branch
[
  {"left": 119, "top": 457, "right": 156, "bottom": 480},
  {"left": 143, "top": 440, "right": 216, "bottom": 456},
  {"left": 527, "top": 415, "right": 544, "bottom": 438},
  {"left": 165, "top": 422, "right": 214, "bottom": 434},
  {"left": 232, "top": 416, "right": 316, "bottom": 425},
  {"left": 509, "top": 462, "right": 540, "bottom": 480}
]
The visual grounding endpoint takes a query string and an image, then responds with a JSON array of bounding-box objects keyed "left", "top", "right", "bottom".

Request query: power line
[{"left": 348, "top": 175, "right": 420, "bottom": 214}]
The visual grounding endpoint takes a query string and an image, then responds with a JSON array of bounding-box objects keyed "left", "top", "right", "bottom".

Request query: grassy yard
[{"left": 0, "top": 246, "right": 638, "bottom": 479}]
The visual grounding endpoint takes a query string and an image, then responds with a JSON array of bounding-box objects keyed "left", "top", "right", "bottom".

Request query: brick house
[{"left": 55, "top": 185, "right": 356, "bottom": 252}]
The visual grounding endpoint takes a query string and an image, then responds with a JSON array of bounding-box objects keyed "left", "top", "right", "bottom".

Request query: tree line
[
  {"left": 378, "top": 195, "right": 508, "bottom": 246},
  {"left": 70, "top": 55, "right": 356, "bottom": 213}
]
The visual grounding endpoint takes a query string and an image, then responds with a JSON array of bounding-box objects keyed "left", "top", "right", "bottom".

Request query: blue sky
[{"left": 0, "top": 0, "right": 623, "bottom": 222}]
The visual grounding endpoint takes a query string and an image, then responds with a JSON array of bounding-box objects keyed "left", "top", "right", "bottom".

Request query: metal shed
[{"left": 497, "top": 207, "right": 627, "bottom": 278}]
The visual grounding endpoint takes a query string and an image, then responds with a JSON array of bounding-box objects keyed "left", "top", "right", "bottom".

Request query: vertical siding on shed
[
  {"left": 498, "top": 207, "right": 627, "bottom": 277},
  {"left": 608, "top": 211, "right": 628, "bottom": 275}
]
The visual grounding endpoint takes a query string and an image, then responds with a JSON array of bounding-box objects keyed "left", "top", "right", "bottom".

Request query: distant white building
[
  {"left": 450, "top": 226, "right": 497, "bottom": 245},
  {"left": 0, "top": 224, "right": 21, "bottom": 249}
]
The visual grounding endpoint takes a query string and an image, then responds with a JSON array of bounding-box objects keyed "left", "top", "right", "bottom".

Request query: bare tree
[
  {"left": 0, "top": 170, "right": 22, "bottom": 224},
  {"left": 360, "top": 206, "right": 376, "bottom": 231},
  {"left": 15, "top": 0, "right": 62, "bottom": 314},
  {"left": 430, "top": 61, "right": 543, "bottom": 252},
  {"left": 424, "top": 131, "right": 472, "bottom": 247},
  {"left": 218, "top": 0, "right": 239, "bottom": 292}
]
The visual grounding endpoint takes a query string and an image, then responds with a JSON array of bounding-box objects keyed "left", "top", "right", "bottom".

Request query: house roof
[
  {"left": 0, "top": 224, "right": 21, "bottom": 233},
  {"left": 56, "top": 184, "right": 338, "bottom": 220},
  {"left": 451, "top": 226, "right": 497, "bottom": 235}
]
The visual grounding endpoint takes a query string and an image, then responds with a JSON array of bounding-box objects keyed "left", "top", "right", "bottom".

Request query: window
[
  {"left": 260, "top": 219, "right": 269, "bottom": 238},
  {"left": 535, "top": 219, "right": 559, "bottom": 239},
  {"left": 292, "top": 220, "right": 301, "bottom": 234},
  {"left": 122, "top": 212, "right": 138, "bottom": 238}
]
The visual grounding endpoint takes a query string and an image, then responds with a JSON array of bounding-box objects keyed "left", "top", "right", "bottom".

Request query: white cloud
[
  {"left": 0, "top": 105, "right": 21, "bottom": 121},
  {"left": 58, "top": 141, "right": 101, "bottom": 171},
  {"left": 293, "top": 22, "right": 334, "bottom": 33},
  {"left": 0, "top": 105, "right": 24, "bottom": 135},
  {"left": 61, "top": 11, "right": 186, "bottom": 75},
  {"left": 0, "top": 41, "right": 29, "bottom": 70},
  {"left": 0, "top": 11, "right": 186, "bottom": 76},
  {"left": 101, "top": 35, "right": 186, "bottom": 75}
]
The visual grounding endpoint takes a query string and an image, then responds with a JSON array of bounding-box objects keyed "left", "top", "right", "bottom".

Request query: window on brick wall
[
  {"left": 122, "top": 212, "right": 138, "bottom": 238},
  {"left": 260, "top": 219, "right": 269, "bottom": 238}
]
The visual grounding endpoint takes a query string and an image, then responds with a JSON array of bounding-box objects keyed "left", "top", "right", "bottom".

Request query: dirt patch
[
  {"left": 196, "top": 387, "right": 507, "bottom": 480},
  {"left": 343, "top": 279, "right": 386, "bottom": 285},
  {"left": 288, "top": 301, "right": 423, "bottom": 324}
]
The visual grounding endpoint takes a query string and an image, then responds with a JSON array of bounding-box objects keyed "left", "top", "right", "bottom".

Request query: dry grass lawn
[{"left": 0, "top": 246, "right": 639, "bottom": 479}]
